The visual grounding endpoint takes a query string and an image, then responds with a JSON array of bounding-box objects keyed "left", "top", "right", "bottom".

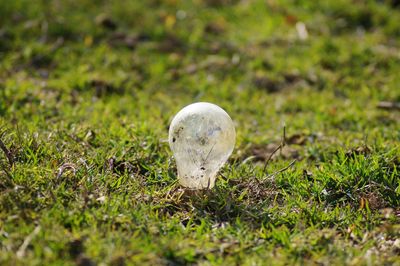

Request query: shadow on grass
[{"left": 153, "top": 175, "right": 282, "bottom": 227}]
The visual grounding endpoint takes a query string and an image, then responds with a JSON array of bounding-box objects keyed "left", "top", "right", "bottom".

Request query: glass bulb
[{"left": 169, "top": 102, "right": 236, "bottom": 189}]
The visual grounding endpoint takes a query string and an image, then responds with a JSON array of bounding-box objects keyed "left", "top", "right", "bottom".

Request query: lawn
[{"left": 0, "top": 0, "right": 399, "bottom": 265}]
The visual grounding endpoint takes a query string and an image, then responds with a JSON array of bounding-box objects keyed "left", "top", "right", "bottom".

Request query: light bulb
[{"left": 169, "top": 102, "right": 236, "bottom": 189}]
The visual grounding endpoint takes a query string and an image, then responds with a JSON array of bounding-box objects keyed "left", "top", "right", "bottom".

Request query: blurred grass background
[{"left": 0, "top": 0, "right": 399, "bottom": 265}]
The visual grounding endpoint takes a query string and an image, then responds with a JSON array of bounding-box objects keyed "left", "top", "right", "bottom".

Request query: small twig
[
  {"left": 261, "top": 144, "right": 282, "bottom": 174},
  {"left": 262, "top": 126, "right": 286, "bottom": 174},
  {"left": 16, "top": 226, "right": 41, "bottom": 259},
  {"left": 283, "top": 126, "right": 286, "bottom": 145},
  {"left": 265, "top": 159, "right": 296, "bottom": 179},
  {"left": 0, "top": 130, "right": 14, "bottom": 167},
  {"left": 56, "top": 163, "right": 76, "bottom": 179}
]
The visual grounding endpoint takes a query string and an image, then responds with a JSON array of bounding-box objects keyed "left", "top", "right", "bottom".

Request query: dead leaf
[
  {"left": 245, "top": 143, "right": 300, "bottom": 162},
  {"left": 108, "top": 32, "right": 140, "bottom": 50},
  {"left": 285, "top": 14, "right": 298, "bottom": 25},
  {"left": 157, "top": 34, "right": 185, "bottom": 53},
  {"left": 253, "top": 75, "right": 281, "bottom": 93},
  {"left": 361, "top": 191, "right": 386, "bottom": 210},
  {"left": 95, "top": 14, "right": 117, "bottom": 30},
  {"left": 283, "top": 71, "right": 302, "bottom": 84},
  {"left": 105, "top": 157, "right": 147, "bottom": 176},
  {"left": 286, "top": 134, "right": 307, "bottom": 145},
  {"left": 204, "top": 21, "right": 226, "bottom": 34},
  {"left": 345, "top": 146, "right": 372, "bottom": 157}
]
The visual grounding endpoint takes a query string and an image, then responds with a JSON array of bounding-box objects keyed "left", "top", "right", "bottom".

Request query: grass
[{"left": 0, "top": 0, "right": 399, "bottom": 265}]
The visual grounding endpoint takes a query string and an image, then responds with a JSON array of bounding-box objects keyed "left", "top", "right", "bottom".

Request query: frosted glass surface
[{"left": 169, "top": 102, "right": 235, "bottom": 189}]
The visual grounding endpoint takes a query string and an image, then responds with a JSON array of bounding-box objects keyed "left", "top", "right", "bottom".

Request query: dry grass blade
[
  {"left": 16, "top": 226, "right": 41, "bottom": 259},
  {"left": 262, "top": 126, "right": 286, "bottom": 174},
  {"left": 265, "top": 159, "right": 296, "bottom": 179},
  {"left": 0, "top": 129, "right": 14, "bottom": 167},
  {"left": 0, "top": 165, "right": 15, "bottom": 187}
]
